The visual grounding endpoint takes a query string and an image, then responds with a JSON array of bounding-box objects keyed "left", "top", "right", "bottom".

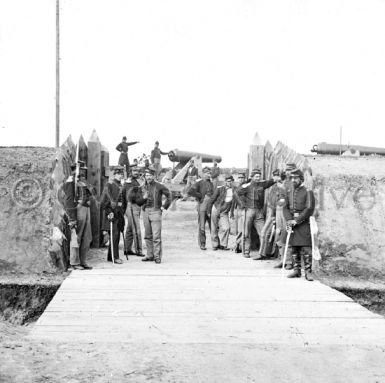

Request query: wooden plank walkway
[{"left": 31, "top": 266, "right": 385, "bottom": 346}]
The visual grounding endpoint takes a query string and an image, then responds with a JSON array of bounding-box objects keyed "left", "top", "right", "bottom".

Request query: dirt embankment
[
  {"left": 0, "top": 147, "right": 57, "bottom": 274},
  {"left": 307, "top": 155, "right": 385, "bottom": 280}
]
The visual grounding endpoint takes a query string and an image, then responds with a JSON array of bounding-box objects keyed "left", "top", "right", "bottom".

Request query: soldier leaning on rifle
[
  {"left": 188, "top": 167, "right": 214, "bottom": 251},
  {"left": 120, "top": 165, "right": 144, "bottom": 257},
  {"left": 258, "top": 169, "right": 285, "bottom": 260},
  {"left": 140, "top": 167, "right": 172, "bottom": 264},
  {"left": 101, "top": 166, "right": 125, "bottom": 264},
  {"left": 284, "top": 168, "right": 315, "bottom": 281},
  {"left": 61, "top": 163, "right": 93, "bottom": 270},
  {"left": 209, "top": 175, "right": 235, "bottom": 251},
  {"left": 274, "top": 163, "right": 296, "bottom": 269},
  {"left": 237, "top": 168, "right": 277, "bottom": 258},
  {"left": 231, "top": 172, "right": 247, "bottom": 254}
]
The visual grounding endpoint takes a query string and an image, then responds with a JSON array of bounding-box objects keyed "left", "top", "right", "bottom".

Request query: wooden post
[
  {"left": 88, "top": 130, "right": 102, "bottom": 247},
  {"left": 78, "top": 135, "right": 88, "bottom": 164},
  {"left": 248, "top": 145, "right": 265, "bottom": 178}
]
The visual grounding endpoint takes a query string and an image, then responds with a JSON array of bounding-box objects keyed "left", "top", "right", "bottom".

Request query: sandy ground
[{"left": 1, "top": 200, "right": 385, "bottom": 382}]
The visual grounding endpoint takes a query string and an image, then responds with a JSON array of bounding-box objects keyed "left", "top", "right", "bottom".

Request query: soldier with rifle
[
  {"left": 101, "top": 166, "right": 125, "bottom": 264},
  {"left": 120, "top": 165, "right": 144, "bottom": 257},
  {"left": 284, "top": 168, "right": 315, "bottom": 281},
  {"left": 231, "top": 172, "right": 247, "bottom": 254}
]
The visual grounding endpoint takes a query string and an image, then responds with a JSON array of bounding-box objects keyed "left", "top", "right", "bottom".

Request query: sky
[{"left": 1, "top": 0, "right": 385, "bottom": 167}]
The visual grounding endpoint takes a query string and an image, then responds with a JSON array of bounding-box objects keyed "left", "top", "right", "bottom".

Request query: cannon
[
  {"left": 311, "top": 142, "right": 385, "bottom": 156},
  {"left": 168, "top": 149, "right": 222, "bottom": 165}
]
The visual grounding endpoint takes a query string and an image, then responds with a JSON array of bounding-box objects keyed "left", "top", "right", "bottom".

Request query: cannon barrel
[
  {"left": 168, "top": 149, "right": 222, "bottom": 164},
  {"left": 311, "top": 142, "right": 385, "bottom": 156}
]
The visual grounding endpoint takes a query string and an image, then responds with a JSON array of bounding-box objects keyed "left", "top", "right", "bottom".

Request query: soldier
[
  {"left": 258, "top": 169, "right": 284, "bottom": 260},
  {"left": 210, "top": 175, "right": 235, "bottom": 250},
  {"left": 101, "top": 166, "right": 125, "bottom": 264},
  {"left": 150, "top": 141, "right": 170, "bottom": 180},
  {"left": 120, "top": 166, "right": 144, "bottom": 257},
  {"left": 284, "top": 168, "right": 315, "bottom": 281},
  {"left": 274, "top": 163, "right": 296, "bottom": 269},
  {"left": 211, "top": 160, "right": 221, "bottom": 189},
  {"left": 72, "top": 165, "right": 93, "bottom": 269},
  {"left": 237, "top": 168, "right": 276, "bottom": 258},
  {"left": 188, "top": 167, "right": 214, "bottom": 250},
  {"left": 141, "top": 167, "right": 172, "bottom": 263},
  {"left": 116, "top": 136, "right": 139, "bottom": 175},
  {"left": 231, "top": 172, "right": 247, "bottom": 254}
]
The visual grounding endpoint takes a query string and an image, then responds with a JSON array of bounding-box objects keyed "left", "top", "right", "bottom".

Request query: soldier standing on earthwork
[
  {"left": 150, "top": 141, "right": 170, "bottom": 180},
  {"left": 140, "top": 167, "right": 172, "bottom": 264},
  {"left": 120, "top": 165, "right": 144, "bottom": 257},
  {"left": 101, "top": 166, "right": 125, "bottom": 264},
  {"left": 188, "top": 166, "right": 214, "bottom": 251},
  {"left": 237, "top": 168, "right": 276, "bottom": 258},
  {"left": 284, "top": 168, "right": 315, "bottom": 281},
  {"left": 116, "top": 136, "right": 139, "bottom": 175}
]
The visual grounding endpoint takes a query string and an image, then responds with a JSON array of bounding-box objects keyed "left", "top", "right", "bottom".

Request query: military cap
[
  {"left": 225, "top": 175, "right": 234, "bottom": 181},
  {"left": 113, "top": 166, "right": 124, "bottom": 175},
  {"left": 202, "top": 166, "right": 211, "bottom": 173},
  {"left": 122, "top": 136, "right": 127, "bottom": 140},
  {"left": 145, "top": 167, "right": 156, "bottom": 175},
  {"left": 272, "top": 169, "right": 280, "bottom": 176},
  {"left": 290, "top": 168, "right": 304, "bottom": 181},
  {"left": 155, "top": 141, "right": 159, "bottom": 145},
  {"left": 251, "top": 168, "right": 262, "bottom": 176},
  {"left": 285, "top": 163, "right": 296, "bottom": 171}
]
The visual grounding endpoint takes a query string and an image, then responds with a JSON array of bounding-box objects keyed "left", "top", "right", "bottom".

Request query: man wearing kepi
[
  {"left": 116, "top": 136, "right": 139, "bottom": 175},
  {"left": 237, "top": 168, "right": 276, "bottom": 258},
  {"left": 231, "top": 172, "right": 247, "bottom": 254},
  {"left": 210, "top": 175, "right": 235, "bottom": 250},
  {"left": 101, "top": 166, "right": 125, "bottom": 264},
  {"left": 284, "top": 168, "right": 315, "bottom": 281},
  {"left": 141, "top": 167, "right": 172, "bottom": 264},
  {"left": 120, "top": 166, "right": 144, "bottom": 257},
  {"left": 188, "top": 167, "right": 214, "bottom": 251}
]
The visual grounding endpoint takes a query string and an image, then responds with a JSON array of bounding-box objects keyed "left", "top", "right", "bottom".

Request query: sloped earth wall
[
  {"left": 0, "top": 147, "right": 57, "bottom": 274},
  {"left": 307, "top": 155, "right": 385, "bottom": 278}
]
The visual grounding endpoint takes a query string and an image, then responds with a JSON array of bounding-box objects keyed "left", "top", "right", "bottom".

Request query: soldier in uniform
[
  {"left": 188, "top": 167, "right": 214, "bottom": 250},
  {"left": 211, "top": 160, "right": 221, "bottom": 189},
  {"left": 210, "top": 175, "right": 235, "bottom": 250},
  {"left": 140, "top": 167, "right": 172, "bottom": 263},
  {"left": 116, "top": 136, "right": 139, "bottom": 175},
  {"left": 150, "top": 141, "right": 170, "bottom": 180},
  {"left": 101, "top": 166, "right": 125, "bottom": 264},
  {"left": 237, "top": 168, "right": 276, "bottom": 258},
  {"left": 284, "top": 168, "right": 315, "bottom": 281},
  {"left": 274, "top": 163, "right": 296, "bottom": 269},
  {"left": 231, "top": 172, "right": 246, "bottom": 254},
  {"left": 258, "top": 169, "right": 285, "bottom": 260},
  {"left": 120, "top": 166, "right": 144, "bottom": 257}
]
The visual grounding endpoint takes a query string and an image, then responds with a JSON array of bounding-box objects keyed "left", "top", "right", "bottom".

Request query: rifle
[{"left": 281, "top": 227, "right": 292, "bottom": 277}]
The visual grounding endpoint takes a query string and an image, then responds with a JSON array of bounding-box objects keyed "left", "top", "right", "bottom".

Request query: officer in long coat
[
  {"left": 101, "top": 166, "right": 125, "bottom": 264},
  {"left": 283, "top": 168, "right": 315, "bottom": 281}
]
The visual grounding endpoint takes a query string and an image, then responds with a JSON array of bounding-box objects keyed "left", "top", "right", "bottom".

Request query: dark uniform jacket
[
  {"left": 120, "top": 178, "right": 143, "bottom": 211},
  {"left": 183, "top": 166, "right": 199, "bottom": 182},
  {"left": 61, "top": 177, "right": 77, "bottom": 221},
  {"left": 101, "top": 180, "right": 125, "bottom": 232},
  {"left": 150, "top": 147, "right": 168, "bottom": 163},
  {"left": 141, "top": 181, "right": 172, "bottom": 210},
  {"left": 211, "top": 166, "right": 220, "bottom": 180},
  {"left": 209, "top": 185, "right": 235, "bottom": 214},
  {"left": 188, "top": 179, "right": 214, "bottom": 203},
  {"left": 283, "top": 184, "right": 315, "bottom": 247},
  {"left": 237, "top": 179, "right": 275, "bottom": 210}
]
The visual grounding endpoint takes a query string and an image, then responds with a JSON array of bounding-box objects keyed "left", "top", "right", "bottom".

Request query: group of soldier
[
  {"left": 62, "top": 137, "right": 315, "bottom": 281},
  {"left": 188, "top": 164, "right": 315, "bottom": 281}
]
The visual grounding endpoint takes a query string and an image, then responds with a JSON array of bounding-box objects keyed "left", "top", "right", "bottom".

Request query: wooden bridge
[{"left": 30, "top": 202, "right": 385, "bottom": 381}]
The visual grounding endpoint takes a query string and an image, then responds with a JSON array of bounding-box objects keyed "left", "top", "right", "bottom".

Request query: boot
[
  {"left": 287, "top": 269, "right": 301, "bottom": 278},
  {"left": 305, "top": 270, "right": 314, "bottom": 281},
  {"left": 273, "top": 261, "right": 283, "bottom": 269},
  {"left": 284, "top": 263, "right": 293, "bottom": 270}
]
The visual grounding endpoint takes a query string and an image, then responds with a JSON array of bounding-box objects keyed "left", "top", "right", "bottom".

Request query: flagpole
[{"left": 56, "top": 0, "right": 60, "bottom": 148}]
